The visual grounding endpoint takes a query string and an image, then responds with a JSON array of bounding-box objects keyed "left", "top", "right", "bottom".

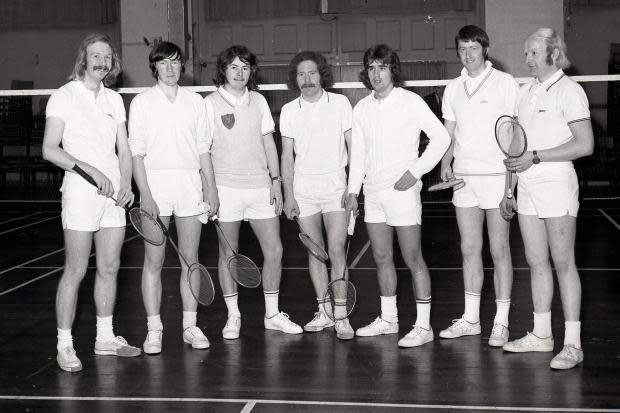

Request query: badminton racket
[
  {"left": 294, "top": 216, "right": 329, "bottom": 262},
  {"left": 428, "top": 178, "right": 465, "bottom": 192},
  {"left": 495, "top": 115, "right": 528, "bottom": 199}
]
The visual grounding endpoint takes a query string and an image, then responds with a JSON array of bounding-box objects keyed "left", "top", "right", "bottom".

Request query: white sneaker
[
  {"left": 398, "top": 325, "right": 434, "bottom": 348},
  {"left": 143, "top": 330, "right": 163, "bottom": 354},
  {"left": 550, "top": 345, "right": 584, "bottom": 370},
  {"left": 222, "top": 315, "right": 241, "bottom": 340},
  {"left": 182, "top": 326, "right": 210, "bottom": 349},
  {"left": 355, "top": 316, "right": 399, "bottom": 337},
  {"left": 304, "top": 311, "right": 334, "bottom": 332},
  {"left": 264, "top": 312, "right": 303, "bottom": 334},
  {"left": 94, "top": 336, "right": 141, "bottom": 357},
  {"left": 502, "top": 332, "right": 554, "bottom": 353},
  {"left": 57, "top": 347, "right": 82, "bottom": 372},
  {"left": 488, "top": 323, "right": 509, "bottom": 347},
  {"left": 335, "top": 318, "right": 354, "bottom": 340},
  {"left": 439, "top": 317, "right": 481, "bottom": 339}
]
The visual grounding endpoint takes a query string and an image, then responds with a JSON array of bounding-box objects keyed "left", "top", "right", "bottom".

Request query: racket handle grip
[
  {"left": 347, "top": 211, "right": 356, "bottom": 235},
  {"left": 72, "top": 164, "right": 97, "bottom": 187}
]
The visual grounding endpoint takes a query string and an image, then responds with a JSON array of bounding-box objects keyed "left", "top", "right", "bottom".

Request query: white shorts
[
  {"left": 294, "top": 170, "right": 346, "bottom": 217},
  {"left": 217, "top": 185, "right": 277, "bottom": 222},
  {"left": 453, "top": 174, "right": 505, "bottom": 209},
  {"left": 517, "top": 168, "right": 579, "bottom": 218},
  {"left": 364, "top": 181, "right": 423, "bottom": 226},
  {"left": 146, "top": 169, "right": 203, "bottom": 217},
  {"left": 60, "top": 171, "right": 126, "bottom": 231}
]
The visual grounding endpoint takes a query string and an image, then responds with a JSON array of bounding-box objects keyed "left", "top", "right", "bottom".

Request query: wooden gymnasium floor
[{"left": 0, "top": 197, "right": 619, "bottom": 412}]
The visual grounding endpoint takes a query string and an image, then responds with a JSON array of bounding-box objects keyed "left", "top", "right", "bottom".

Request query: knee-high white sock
[
  {"left": 415, "top": 296, "right": 432, "bottom": 330},
  {"left": 463, "top": 291, "right": 481, "bottom": 323},
  {"left": 564, "top": 321, "right": 581, "bottom": 349},
  {"left": 57, "top": 328, "right": 73, "bottom": 351},
  {"left": 147, "top": 315, "right": 163, "bottom": 332},
  {"left": 224, "top": 293, "right": 241, "bottom": 317},
  {"left": 182, "top": 311, "right": 197, "bottom": 330},
  {"left": 494, "top": 299, "right": 511, "bottom": 327},
  {"left": 264, "top": 290, "right": 279, "bottom": 318}
]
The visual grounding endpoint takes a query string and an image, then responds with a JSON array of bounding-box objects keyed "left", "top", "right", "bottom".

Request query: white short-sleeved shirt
[
  {"left": 516, "top": 69, "right": 590, "bottom": 178},
  {"left": 204, "top": 87, "right": 275, "bottom": 138},
  {"left": 46, "top": 80, "right": 125, "bottom": 173},
  {"left": 442, "top": 62, "right": 520, "bottom": 174},
  {"left": 128, "top": 85, "right": 210, "bottom": 170},
  {"left": 280, "top": 90, "right": 352, "bottom": 175},
  {"left": 348, "top": 87, "right": 451, "bottom": 195}
]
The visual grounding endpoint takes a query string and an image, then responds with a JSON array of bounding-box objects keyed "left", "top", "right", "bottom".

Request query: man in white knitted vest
[
  {"left": 204, "top": 45, "right": 303, "bottom": 339},
  {"left": 345, "top": 44, "right": 451, "bottom": 348}
]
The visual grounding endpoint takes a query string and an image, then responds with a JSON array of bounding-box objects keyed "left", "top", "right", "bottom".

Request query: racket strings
[
  {"left": 188, "top": 264, "right": 215, "bottom": 306},
  {"left": 325, "top": 280, "right": 356, "bottom": 321},
  {"left": 496, "top": 120, "right": 527, "bottom": 158},
  {"left": 228, "top": 255, "right": 261, "bottom": 288},
  {"left": 298, "top": 233, "right": 329, "bottom": 262},
  {"left": 129, "top": 209, "right": 165, "bottom": 246}
]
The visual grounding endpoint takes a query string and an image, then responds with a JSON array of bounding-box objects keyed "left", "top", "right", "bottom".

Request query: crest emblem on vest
[{"left": 221, "top": 113, "right": 235, "bottom": 129}]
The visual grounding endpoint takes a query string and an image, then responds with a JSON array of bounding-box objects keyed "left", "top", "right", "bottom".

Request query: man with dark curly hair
[
  {"left": 203, "top": 45, "right": 303, "bottom": 340},
  {"left": 280, "top": 51, "right": 354, "bottom": 340},
  {"left": 345, "top": 44, "right": 450, "bottom": 347}
]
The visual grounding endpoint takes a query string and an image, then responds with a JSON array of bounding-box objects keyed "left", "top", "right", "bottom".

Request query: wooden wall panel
[
  {"left": 307, "top": 22, "right": 334, "bottom": 53},
  {"left": 411, "top": 19, "right": 435, "bottom": 50},
  {"left": 341, "top": 22, "right": 368, "bottom": 53},
  {"left": 376, "top": 20, "right": 402, "bottom": 51},
  {"left": 273, "top": 24, "right": 298, "bottom": 54},
  {"left": 0, "top": 0, "right": 118, "bottom": 29},
  {"left": 209, "top": 26, "right": 234, "bottom": 58},
  {"left": 242, "top": 25, "right": 265, "bottom": 54}
]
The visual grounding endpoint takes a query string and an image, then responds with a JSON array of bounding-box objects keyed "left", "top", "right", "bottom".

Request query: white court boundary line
[
  {"left": 599, "top": 208, "right": 620, "bottom": 231},
  {"left": 0, "top": 215, "right": 60, "bottom": 236},
  {"left": 0, "top": 211, "right": 41, "bottom": 225},
  {"left": 0, "top": 233, "right": 142, "bottom": 296},
  {"left": 0, "top": 395, "right": 617, "bottom": 412}
]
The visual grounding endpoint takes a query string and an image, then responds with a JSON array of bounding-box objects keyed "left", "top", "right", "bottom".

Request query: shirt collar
[
  {"left": 537, "top": 69, "right": 564, "bottom": 90},
  {"left": 461, "top": 60, "right": 493, "bottom": 83},
  {"left": 298, "top": 89, "right": 328, "bottom": 108},
  {"left": 372, "top": 86, "right": 400, "bottom": 103},
  {"left": 218, "top": 86, "right": 249, "bottom": 106},
  {"left": 75, "top": 79, "right": 106, "bottom": 99}
]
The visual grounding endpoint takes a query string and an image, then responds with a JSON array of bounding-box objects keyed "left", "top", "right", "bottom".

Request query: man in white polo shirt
[
  {"left": 128, "top": 41, "right": 214, "bottom": 354},
  {"left": 345, "top": 44, "right": 451, "bottom": 347},
  {"left": 42, "top": 33, "right": 141, "bottom": 372},
  {"left": 438, "top": 25, "right": 519, "bottom": 347},
  {"left": 502, "top": 28, "right": 594, "bottom": 370},
  {"left": 280, "top": 51, "right": 354, "bottom": 340},
  {"left": 204, "top": 45, "right": 302, "bottom": 339}
]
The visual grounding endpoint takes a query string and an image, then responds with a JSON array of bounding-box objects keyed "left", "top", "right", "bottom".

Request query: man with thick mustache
[
  {"left": 42, "top": 33, "right": 141, "bottom": 372},
  {"left": 280, "top": 51, "right": 354, "bottom": 340}
]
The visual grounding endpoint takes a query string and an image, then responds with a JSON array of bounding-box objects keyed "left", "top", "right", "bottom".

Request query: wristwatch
[
  {"left": 532, "top": 150, "right": 541, "bottom": 165},
  {"left": 271, "top": 176, "right": 282, "bottom": 183}
]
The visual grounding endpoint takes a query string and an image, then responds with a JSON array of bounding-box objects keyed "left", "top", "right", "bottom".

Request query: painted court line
[
  {"left": 599, "top": 208, "right": 620, "bottom": 231},
  {"left": 349, "top": 240, "right": 370, "bottom": 268},
  {"left": 0, "top": 233, "right": 143, "bottom": 296},
  {"left": 0, "top": 211, "right": 41, "bottom": 225},
  {"left": 0, "top": 396, "right": 617, "bottom": 412},
  {"left": 240, "top": 401, "right": 256, "bottom": 412},
  {"left": 0, "top": 215, "right": 60, "bottom": 236}
]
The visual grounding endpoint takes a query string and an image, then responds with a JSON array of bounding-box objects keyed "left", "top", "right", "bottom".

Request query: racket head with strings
[
  {"left": 227, "top": 253, "right": 262, "bottom": 288},
  {"left": 495, "top": 115, "right": 528, "bottom": 158},
  {"left": 297, "top": 232, "right": 329, "bottom": 262},
  {"left": 128, "top": 208, "right": 166, "bottom": 246},
  {"left": 294, "top": 216, "right": 329, "bottom": 262},
  {"left": 187, "top": 263, "right": 215, "bottom": 306},
  {"left": 428, "top": 178, "right": 465, "bottom": 192},
  {"left": 323, "top": 279, "right": 357, "bottom": 321},
  {"left": 323, "top": 210, "right": 357, "bottom": 321}
]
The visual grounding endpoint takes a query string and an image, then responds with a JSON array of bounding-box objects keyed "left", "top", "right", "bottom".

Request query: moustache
[
  {"left": 301, "top": 83, "right": 316, "bottom": 89},
  {"left": 93, "top": 65, "right": 110, "bottom": 72}
]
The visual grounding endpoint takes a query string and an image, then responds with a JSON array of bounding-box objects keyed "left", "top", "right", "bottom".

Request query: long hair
[
  {"left": 527, "top": 27, "right": 571, "bottom": 69},
  {"left": 286, "top": 51, "right": 334, "bottom": 91},
  {"left": 149, "top": 41, "right": 185, "bottom": 79},
  {"left": 454, "top": 25, "right": 489, "bottom": 60},
  {"left": 69, "top": 33, "right": 121, "bottom": 87},
  {"left": 358, "top": 44, "right": 403, "bottom": 90},
  {"left": 213, "top": 45, "right": 259, "bottom": 91}
]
